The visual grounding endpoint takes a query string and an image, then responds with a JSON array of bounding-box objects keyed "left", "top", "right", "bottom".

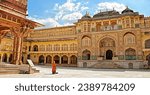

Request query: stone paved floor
[{"left": 0, "top": 66, "right": 150, "bottom": 78}]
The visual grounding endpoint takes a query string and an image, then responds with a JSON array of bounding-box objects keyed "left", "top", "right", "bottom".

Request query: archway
[
  {"left": 39, "top": 55, "right": 44, "bottom": 64},
  {"left": 125, "top": 48, "right": 136, "bottom": 60},
  {"left": 61, "top": 55, "right": 68, "bottom": 64},
  {"left": 83, "top": 62, "right": 87, "bottom": 68},
  {"left": 99, "top": 37, "right": 115, "bottom": 57},
  {"left": 46, "top": 55, "right": 52, "bottom": 64},
  {"left": 2, "top": 53, "right": 7, "bottom": 62},
  {"left": 54, "top": 55, "right": 60, "bottom": 64},
  {"left": 128, "top": 63, "right": 133, "bottom": 69},
  {"left": 33, "top": 45, "right": 38, "bottom": 51},
  {"left": 70, "top": 55, "right": 77, "bottom": 64},
  {"left": 106, "top": 50, "right": 113, "bottom": 60},
  {"left": 82, "top": 50, "right": 91, "bottom": 60}
]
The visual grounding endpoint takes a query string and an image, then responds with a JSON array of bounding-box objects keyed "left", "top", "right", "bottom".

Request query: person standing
[{"left": 52, "top": 61, "right": 57, "bottom": 74}]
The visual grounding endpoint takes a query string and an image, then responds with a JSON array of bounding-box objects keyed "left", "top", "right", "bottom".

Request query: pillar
[
  {"left": 0, "top": 54, "right": 2, "bottom": 64},
  {"left": 11, "top": 35, "right": 23, "bottom": 65},
  {"left": 44, "top": 55, "right": 46, "bottom": 64},
  {"left": 11, "top": 26, "right": 31, "bottom": 65},
  {"left": 7, "top": 54, "right": 10, "bottom": 63},
  {"left": 51, "top": 55, "right": 54, "bottom": 63},
  {"left": 68, "top": 56, "right": 70, "bottom": 64},
  {"left": 59, "top": 55, "right": 61, "bottom": 64}
]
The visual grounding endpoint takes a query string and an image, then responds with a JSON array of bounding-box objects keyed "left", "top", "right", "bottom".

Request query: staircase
[
  {"left": 91, "top": 61, "right": 123, "bottom": 69},
  {"left": 0, "top": 63, "right": 39, "bottom": 74},
  {"left": 0, "top": 63, "right": 20, "bottom": 74},
  {"left": 18, "top": 64, "right": 40, "bottom": 74}
]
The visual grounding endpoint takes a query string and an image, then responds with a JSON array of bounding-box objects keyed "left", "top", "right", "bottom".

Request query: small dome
[
  {"left": 93, "top": 10, "right": 119, "bottom": 18},
  {"left": 81, "top": 12, "right": 91, "bottom": 19},
  {"left": 122, "top": 7, "right": 134, "bottom": 14}
]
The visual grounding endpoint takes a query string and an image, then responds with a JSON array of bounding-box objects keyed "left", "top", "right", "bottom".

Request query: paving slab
[{"left": 0, "top": 66, "right": 150, "bottom": 78}]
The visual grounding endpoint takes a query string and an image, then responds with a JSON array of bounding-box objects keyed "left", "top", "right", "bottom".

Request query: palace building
[
  {"left": 1, "top": 3, "right": 150, "bottom": 69},
  {"left": 23, "top": 7, "right": 150, "bottom": 69}
]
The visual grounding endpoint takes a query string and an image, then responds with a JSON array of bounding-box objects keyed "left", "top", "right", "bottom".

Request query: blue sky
[{"left": 27, "top": 0, "right": 150, "bottom": 28}]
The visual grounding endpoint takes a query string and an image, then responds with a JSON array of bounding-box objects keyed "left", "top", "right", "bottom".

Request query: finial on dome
[
  {"left": 125, "top": 6, "right": 129, "bottom": 9},
  {"left": 85, "top": 11, "right": 90, "bottom": 16},
  {"left": 113, "top": 7, "right": 115, "bottom": 11}
]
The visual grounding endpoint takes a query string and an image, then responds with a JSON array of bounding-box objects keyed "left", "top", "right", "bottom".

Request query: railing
[{"left": 125, "top": 56, "right": 136, "bottom": 60}]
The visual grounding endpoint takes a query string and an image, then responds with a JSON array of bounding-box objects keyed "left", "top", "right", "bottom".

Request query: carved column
[{"left": 11, "top": 26, "right": 31, "bottom": 65}]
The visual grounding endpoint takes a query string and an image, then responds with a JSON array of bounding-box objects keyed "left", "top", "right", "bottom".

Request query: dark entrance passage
[
  {"left": 61, "top": 55, "right": 68, "bottom": 64},
  {"left": 2, "top": 53, "right": 7, "bottom": 62},
  {"left": 106, "top": 50, "right": 113, "bottom": 60},
  {"left": 146, "top": 54, "right": 150, "bottom": 66},
  {"left": 54, "top": 55, "right": 60, "bottom": 64},
  {"left": 39, "top": 55, "right": 44, "bottom": 64}
]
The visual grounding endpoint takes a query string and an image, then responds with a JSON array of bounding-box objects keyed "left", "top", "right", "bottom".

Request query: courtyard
[{"left": 0, "top": 66, "right": 150, "bottom": 78}]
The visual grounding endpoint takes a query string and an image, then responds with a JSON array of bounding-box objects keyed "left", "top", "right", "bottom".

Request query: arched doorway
[
  {"left": 39, "top": 55, "right": 44, "bottom": 64},
  {"left": 106, "top": 50, "right": 113, "bottom": 60},
  {"left": 70, "top": 55, "right": 77, "bottom": 64},
  {"left": 61, "top": 55, "right": 68, "bottom": 64},
  {"left": 99, "top": 37, "right": 115, "bottom": 58},
  {"left": 128, "top": 63, "right": 133, "bottom": 69},
  {"left": 54, "top": 55, "right": 60, "bottom": 64},
  {"left": 9, "top": 54, "right": 13, "bottom": 63},
  {"left": 2, "top": 53, "right": 7, "bottom": 62},
  {"left": 125, "top": 48, "right": 136, "bottom": 60},
  {"left": 83, "top": 62, "right": 87, "bottom": 68},
  {"left": 82, "top": 50, "right": 91, "bottom": 60},
  {"left": 46, "top": 55, "right": 52, "bottom": 64}
]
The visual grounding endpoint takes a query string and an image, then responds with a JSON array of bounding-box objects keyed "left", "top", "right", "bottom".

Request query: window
[
  {"left": 118, "top": 25, "right": 122, "bottom": 29},
  {"left": 124, "top": 33, "right": 135, "bottom": 45},
  {"left": 33, "top": 45, "right": 38, "bottom": 51},
  {"left": 70, "top": 43, "right": 77, "bottom": 51},
  {"left": 135, "top": 24, "right": 140, "bottom": 28},
  {"left": 46, "top": 45, "right": 52, "bottom": 51},
  {"left": 145, "top": 39, "right": 150, "bottom": 49},
  {"left": 54, "top": 44, "right": 60, "bottom": 51},
  {"left": 82, "top": 36, "right": 91, "bottom": 47},
  {"left": 39, "top": 45, "right": 45, "bottom": 51},
  {"left": 92, "top": 28, "right": 95, "bottom": 32},
  {"left": 62, "top": 44, "right": 68, "bottom": 51}
]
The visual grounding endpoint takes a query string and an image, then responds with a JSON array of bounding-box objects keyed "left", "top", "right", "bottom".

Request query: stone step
[
  {"left": 0, "top": 68, "right": 19, "bottom": 70},
  {"left": 0, "top": 70, "right": 20, "bottom": 74},
  {"left": 0, "top": 63, "right": 40, "bottom": 74},
  {"left": 91, "top": 61, "right": 123, "bottom": 69},
  {"left": 18, "top": 65, "right": 40, "bottom": 74}
]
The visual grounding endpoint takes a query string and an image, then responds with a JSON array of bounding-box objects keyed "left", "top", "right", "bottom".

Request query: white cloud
[
  {"left": 28, "top": 0, "right": 89, "bottom": 28},
  {"left": 96, "top": 2, "right": 126, "bottom": 13},
  {"left": 54, "top": 0, "right": 88, "bottom": 22},
  {"left": 62, "top": 12, "right": 82, "bottom": 21},
  {"left": 27, "top": 17, "right": 61, "bottom": 29}
]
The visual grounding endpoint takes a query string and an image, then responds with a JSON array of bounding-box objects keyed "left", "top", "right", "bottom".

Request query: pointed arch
[
  {"left": 125, "top": 48, "right": 136, "bottom": 60},
  {"left": 82, "top": 49, "right": 91, "bottom": 60}
]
